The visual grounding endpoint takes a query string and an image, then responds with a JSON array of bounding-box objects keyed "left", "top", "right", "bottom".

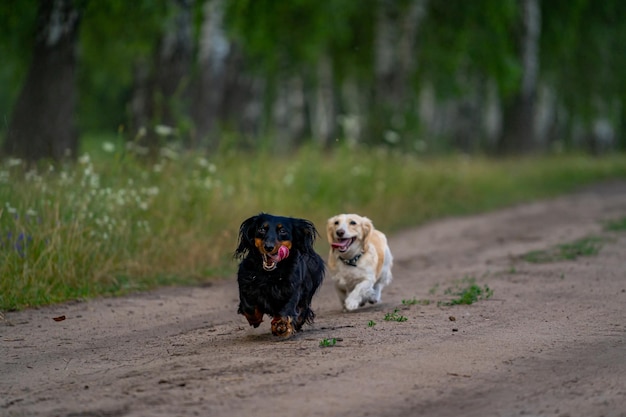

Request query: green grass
[
  {"left": 522, "top": 236, "right": 604, "bottom": 263},
  {"left": 604, "top": 216, "right": 626, "bottom": 232},
  {"left": 319, "top": 338, "right": 337, "bottom": 347},
  {"left": 440, "top": 276, "right": 494, "bottom": 306},
  {"left": 384, "top": 309, "right": 408, "bottom": 322},
  {"left": 1, "top": 139, "right": 626, "bottom": 310},
  {"left": 402, "top": 297, "right": 430, "bottom": 306}
]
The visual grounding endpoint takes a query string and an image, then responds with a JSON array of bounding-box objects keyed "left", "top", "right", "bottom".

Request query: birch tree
[
  {"left": 4, "top": 0, "right": 80, "bottom": 162},
  {"left": 498, "top": 0, "right": 541, "bottom": 154}
]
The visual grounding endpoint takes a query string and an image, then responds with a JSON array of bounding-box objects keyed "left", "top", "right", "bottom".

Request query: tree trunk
[
  {"left": 498, "top": 0, "right": 541, "bottom": 154},
  {"left": 191, "top": 0, "right": 266, "bottom": 150},
  {"left": 272, "top": 75, "right": 306, "bottom": 151},
  {"left": 129, "top": 0, "right": 193, "bottom": 153},
  {"left": 371, "top": 0, "right": 427, "bottom": 145},
  {"left": 4, "top": 0, "right": 80, "bottom": 162},
  {"left": 311, "top": 55, "right": 335, "bottom": 148},
  {"left": 190, "top": 0, "right": 229, "bottom": 148}
]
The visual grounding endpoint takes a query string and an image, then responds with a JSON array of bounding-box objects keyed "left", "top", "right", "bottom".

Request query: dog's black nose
[
  {"left": 336, "top": 229, "right": 345, "bottom": 237},
  {"left": 264, "top": 243, "right": 275, "bottom": 253}
]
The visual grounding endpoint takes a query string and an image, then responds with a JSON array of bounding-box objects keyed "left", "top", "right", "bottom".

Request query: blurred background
[{"left": 2, "top": 0, "right": 625, "bottom": 160}]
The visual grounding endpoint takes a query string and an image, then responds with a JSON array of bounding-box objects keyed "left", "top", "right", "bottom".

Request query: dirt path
[{"left": 2, "top": 182, "right": 626, "bottom": 417}]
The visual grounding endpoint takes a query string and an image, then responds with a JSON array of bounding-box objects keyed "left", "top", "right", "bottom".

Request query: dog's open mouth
[
  {"left": 331, "top": 237, "right": 355, "bottom": 253},
  {"left": 262, "top": 246, "right": 290, "bottom": 271}
]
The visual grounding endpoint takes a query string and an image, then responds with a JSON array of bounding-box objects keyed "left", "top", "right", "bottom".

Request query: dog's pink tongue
[
  {"left": 277, "top": 245, "right": 289, "bottom": 261},
  {"left": 331, "top": 239, "right": 350, "bottom": 249}
]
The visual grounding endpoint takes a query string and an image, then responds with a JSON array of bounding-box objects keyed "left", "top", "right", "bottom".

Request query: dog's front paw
[
  {"left": 344, "top": 299, "right": 361, "bottom": 311},
  {"left": 271, "top": 316, "right": 295, "bottom": 338}
]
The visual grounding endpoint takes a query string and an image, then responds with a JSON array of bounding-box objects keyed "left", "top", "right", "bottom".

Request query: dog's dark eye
[
  {"left": 349, "top": 220, "right": 357, "bottom": 225},
  {"left": 278, "top": 229, "right": 288, "bottom": 239},
  {"left": 257, "top": 227, "right": 266, "bottom": 235},
  {"left": 334, "top": 221, "right": 339, "bottom": 225}
]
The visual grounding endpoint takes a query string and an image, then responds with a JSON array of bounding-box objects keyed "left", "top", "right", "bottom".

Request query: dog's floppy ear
[
  {"left": 234, "top": 214, "right": 260, "bottom": 259},
  {"left": 361, "top": 217, "right": 373, "bottom": 252},
  {"left": 295, "top": 218, "right": 319, "bottom": 253},
  {"left": 326, "top": 217, "right": 336, "bottom": 244}
]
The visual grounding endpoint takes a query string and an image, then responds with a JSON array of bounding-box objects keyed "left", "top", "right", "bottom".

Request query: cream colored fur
[{"left": 326, "top": 214, "right": 393, "bottom": 311}]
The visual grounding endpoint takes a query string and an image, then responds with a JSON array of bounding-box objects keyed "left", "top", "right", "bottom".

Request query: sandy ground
[{"left": 2, "top": 181, "right": 626, "bottom": 417}]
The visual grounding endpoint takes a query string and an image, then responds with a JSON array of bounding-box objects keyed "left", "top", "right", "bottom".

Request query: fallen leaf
[{"left": 52, "top": 315, "right": 66, "bottom": 322}]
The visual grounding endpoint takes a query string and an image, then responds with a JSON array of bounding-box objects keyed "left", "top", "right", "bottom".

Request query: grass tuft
[
  {"left": 604, "top": 216, "right": 626, "bottom": 232},
  {"left": 439, "top": 276, "right": 493, "bottom": 306},
  {"left": 319, "top": 338, "right": 337, "bottom": 347},
  {"left": 522, "top": 236, "right": 604, "bottom": 263},
  {"left": 384, "top": 309, "right": 408, "bottom": 322},
  {"left": 402, "top": 297, "right": 430, "bottom": 306}
]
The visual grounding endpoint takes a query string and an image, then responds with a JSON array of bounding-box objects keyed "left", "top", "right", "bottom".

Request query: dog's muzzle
[
  {"left": 331, "top": 236, "right": 355, "bottom": 253},
  {"left": 262, "top": 245, "right": 290, "bottom": 271}
]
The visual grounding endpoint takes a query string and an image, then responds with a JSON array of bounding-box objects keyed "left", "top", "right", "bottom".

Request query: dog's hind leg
[
  {"left": 370, "top": 251, "right": 393, "bottom": 304},
  {"left": 369, "top": 283, "right": 382, "bottom": 304},
  {"left": 335, "top": 285, "right": 348, "bottom": 308},
  {"left": 295, "top": 305, "right": 316, "bottom": 330}
]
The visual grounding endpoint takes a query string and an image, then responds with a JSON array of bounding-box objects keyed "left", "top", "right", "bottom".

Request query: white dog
[{"left": 326, "top": 214, "right": 393, "bottom": 311}]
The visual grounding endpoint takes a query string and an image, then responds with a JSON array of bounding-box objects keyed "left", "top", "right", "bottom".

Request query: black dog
[{"left": 235, "top": 213, "right": 325, "bottom": 338}]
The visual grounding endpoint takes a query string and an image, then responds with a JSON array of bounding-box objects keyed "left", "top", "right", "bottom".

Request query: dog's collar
[{"left": 339, "top": 253, "right": 362, "bottom": 267}]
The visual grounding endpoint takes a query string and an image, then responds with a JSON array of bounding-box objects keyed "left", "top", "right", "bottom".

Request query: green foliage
[
  {"left": 226, "top": 0, "right": 373, "bottom": 79},
  {"left": 3, "top": 0, "right": 626, "bottom": 149},
  {"left": 542, "top": 0, "right": 626, "bottom": 126},
  {"left": 384, "top": 309, "right": 408, "bottom": 322},
  {"left": 522, "top": 237, "right": 604, "bottom": 263},
  {"left": 78, "top": 1, "right": 173, "bottom": 131},
  {"left": 604, "top": 217, "right": 626, "bottom": 232},
  {"left": 420, "top": 0, "right": 520, "bottom": 98},
  {"left": 402, "top": 297, "right": 430, "bottom": 306},
  {"left": 367, "top": 320, "right": 376, "bottom": 327},
  {"left": 1, "top": 142, "right": 625, "bottom": 310},
  {"left": 440, "top": 277, "right": 493, "bottom": 306},
  {"left": 319, "top": 338, "right": 337, "bottom": 347},
  {"left": 0, "top": 0, "right": 38, "bottom": 115}
]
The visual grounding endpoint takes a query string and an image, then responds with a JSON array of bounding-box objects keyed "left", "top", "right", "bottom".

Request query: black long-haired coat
[{"left": 235, "top": 213, "right": 325, "bottom": 338}]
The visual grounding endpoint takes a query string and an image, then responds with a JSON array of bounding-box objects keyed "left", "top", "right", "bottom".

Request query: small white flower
[
  {"left": 78, "top": 154, "right": 91, "bottom": 165},
  {"left": 283, "top": 173, "right": 294, "bottom": 186},
  {"left": 160, "top": 147, "right": 179, "bottom": 160},
  {"left": 102, "top": 142, "right": 116, "bottom": 153},
  {"left": 7, "top": 158, "right": 22, "bottom": 167},
  {"left": 414, "top": 140, "right": 428, "bottom": 153},
  {"left": 144, "top": 186, "right": 159, "bottom": 196},
  {"left": 155, "top": 125, "right": 176, "bottom": 136},
  {"left": 384, "top": 130, "right": 400, "bottom": 144}
]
